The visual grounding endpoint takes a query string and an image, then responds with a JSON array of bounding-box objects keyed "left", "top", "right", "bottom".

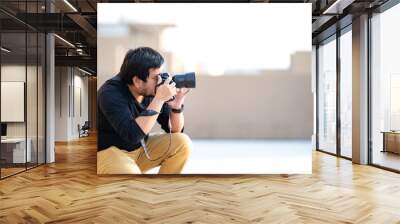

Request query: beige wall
[
  {"left": 183, "top": 73, "right": 312, "bottom": 139},
  {"left": 98, "top": 24, "right": 171, "bottom": 90},
  {"left": 98, "top": 65, "right": 313, "bottom": 139}
]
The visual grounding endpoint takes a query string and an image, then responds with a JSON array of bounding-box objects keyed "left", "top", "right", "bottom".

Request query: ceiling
[{"left": 1, "top": 0, "right": 99, "bottom": 74}]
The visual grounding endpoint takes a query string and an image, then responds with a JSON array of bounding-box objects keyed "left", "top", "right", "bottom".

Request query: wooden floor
[
  {"left": 1, "top": 135, "right": 400, "bottom": 223},
  {"left": 1, "top": 167, "right": 26, "bottom": 178},
  {"left": 373, "top": 151, "right": 400, "bottom": 171}
]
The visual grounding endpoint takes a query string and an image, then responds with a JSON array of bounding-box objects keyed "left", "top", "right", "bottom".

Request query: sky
[{"left": 98, "top": 3, "right": 311, "bottom": 75}]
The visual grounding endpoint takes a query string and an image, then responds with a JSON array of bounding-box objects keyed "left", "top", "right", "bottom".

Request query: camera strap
[{"left": 140, "top": 118, "right": 172, "bottom": 162}]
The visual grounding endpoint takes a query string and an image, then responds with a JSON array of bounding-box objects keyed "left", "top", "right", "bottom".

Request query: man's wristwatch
[{"left": 171, "top": 104, "right": 184, "bottom": 113}]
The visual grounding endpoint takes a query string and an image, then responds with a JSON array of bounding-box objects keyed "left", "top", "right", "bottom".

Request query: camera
[{"left": 158, "top": 72, "right": 196, "bottom": 88}]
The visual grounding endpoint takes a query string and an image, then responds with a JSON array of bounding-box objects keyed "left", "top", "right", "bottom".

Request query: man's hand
[
  {"left": 168, "top": 87, "right": 189, "bottom": 133},
  {"left": 155, "top": 76, "right": 176, "bottom": 102},
  {"left": 168, "top": 88, "right": 190, "bottom": 109}
]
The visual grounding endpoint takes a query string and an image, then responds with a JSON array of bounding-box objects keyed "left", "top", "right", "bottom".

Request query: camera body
[{"left": 158, "top": 72, "right": 196, "bottom": 88}]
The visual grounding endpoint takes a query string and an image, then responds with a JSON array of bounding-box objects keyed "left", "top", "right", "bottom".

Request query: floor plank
[{"left": 1, "top": 135, "right": 400, "bottom": 223}]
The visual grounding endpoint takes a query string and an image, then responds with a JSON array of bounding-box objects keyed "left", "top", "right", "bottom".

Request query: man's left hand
[{"left": 167, "top": 88, "right": 190, "bottom": 109}]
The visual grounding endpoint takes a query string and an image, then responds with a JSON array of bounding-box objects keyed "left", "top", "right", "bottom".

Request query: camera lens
[{"left": 173, "top": 72, "right": 196, "bottom": 88}]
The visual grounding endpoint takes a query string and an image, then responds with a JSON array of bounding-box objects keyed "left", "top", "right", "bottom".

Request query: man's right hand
[
  {"left": 136, "top": 77, "right": 176, "bottom": 135},
  {"left": 155, "top": 76, "right": 177, "bottom": 102}
]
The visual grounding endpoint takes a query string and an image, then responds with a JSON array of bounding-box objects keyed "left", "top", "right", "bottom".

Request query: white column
[
  {"left": 312, "top": 45, "right": 317, "bottom": 150},
  {"left": 352, "top": 14, "right": 369, "bottom": 164},
  {"left": 45, "top": 0, "right": 55, "bottom": 163},
  {"left": 46, "top": 33, "right": 55, "bottom": 163}
]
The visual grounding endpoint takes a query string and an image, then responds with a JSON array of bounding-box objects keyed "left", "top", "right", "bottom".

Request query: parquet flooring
[{"left": 1, "top": 135, "right": 400, "bottom": 223}]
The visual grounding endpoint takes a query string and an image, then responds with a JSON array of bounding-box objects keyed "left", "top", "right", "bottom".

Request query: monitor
[{"left": 1, "top": 123, "right": 7, "bottom": 137}]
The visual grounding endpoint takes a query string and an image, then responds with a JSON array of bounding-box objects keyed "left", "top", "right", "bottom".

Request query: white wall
[
  {"left": 71, "top": 73, "right": 89, "bottom": 138},
  {"left": 1, "top": 64, "right": 46, "bottom": 163},
  {"left": 55, "top": 67, "right": 89, "bottom": 141},
  {"left": 55, "top": 67, "right": 68, "bottom": 141},
  {"left": 1, "top": 65, "right": 31, "bottom": 138}
]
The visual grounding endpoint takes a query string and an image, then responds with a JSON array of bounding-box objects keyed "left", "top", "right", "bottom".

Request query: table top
[
  {"left": 1, "top": 138, "right": 29, "bottom": 143},
  {"left": 381, "top": 131, "right": 400, "bottom": 134}
]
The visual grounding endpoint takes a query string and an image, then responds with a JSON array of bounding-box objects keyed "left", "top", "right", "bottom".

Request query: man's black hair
[{"left": 119, "top": 47, "right": 164, "bottom": 84}]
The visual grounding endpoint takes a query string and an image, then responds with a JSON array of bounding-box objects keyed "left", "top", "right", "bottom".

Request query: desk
[
  {"left": 1, "top": 138, "right": 31, "bottom": 163},
  {"left": 381, "top": 131, "right": 400, "bottom": 154}
]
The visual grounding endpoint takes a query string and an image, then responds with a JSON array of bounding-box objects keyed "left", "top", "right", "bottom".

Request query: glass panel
[
  {"left": 26, "top": 0, "right": 38, "bottom": 169},
  {"left": 0, "top": 1, "right": 46, "bottom": 178},
  {"left": 371, "top": 3, "right": 400, "bottom": 171},
  {"left": 27, "top": 30, "right": 38, "bottom": 169},
  {"left": 318, "top": 37, "right": 337, "bottom": 154},
  {"left": 38, "top": 32, "right": 45, "bottom": 165},
  {"left": 1, "top": 10, "right": 27, "bottom": 177},
  {"left": 340, "top": 29, "right": 352, "bottom": 158}
]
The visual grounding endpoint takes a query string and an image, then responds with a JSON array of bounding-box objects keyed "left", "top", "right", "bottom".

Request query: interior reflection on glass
[
  {"left": 371, "top": 3, "right": 400, "bottom": 171},
  {"left": 318, "top": 37, "right": 337, "bottom": 155}
]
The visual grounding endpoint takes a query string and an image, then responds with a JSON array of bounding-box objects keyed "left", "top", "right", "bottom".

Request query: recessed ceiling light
[
  {"left": 78, "top": 67, "right": 93, "bottom": 76},
  {"left": 63, "top": 0, "right": 78, "bottom": 12},
  {"left": 323, "top": 0, "right": 355, "bottom": 15},
  {"left": 54, "top": 34, "right": 75, "bottom": 48}
]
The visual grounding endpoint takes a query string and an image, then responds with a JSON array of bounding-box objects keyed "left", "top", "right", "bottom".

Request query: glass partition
[
  {"left": 1, "top": 20, "right": 28, "bottom": 177},
  {"left": 339, "top": 28, "right": 352, "bottom": 158},
  {"left": 0, "top": 1, "right": 46, "bottom": 179},
  {"left": 371, "top": 3, "right": 400, "bottom": 171},
  {"left": 317, "top": 36, "right": 337, "bottom": 154}
]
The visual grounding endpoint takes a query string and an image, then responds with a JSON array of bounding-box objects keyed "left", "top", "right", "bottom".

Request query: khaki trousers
[{"left": 97, "top": 133, "right": 192, "bottom": 174}]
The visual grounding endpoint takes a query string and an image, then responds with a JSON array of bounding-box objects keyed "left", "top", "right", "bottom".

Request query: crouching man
[{"left": 97, "top": 47, "right": 192, "bottom": 174}]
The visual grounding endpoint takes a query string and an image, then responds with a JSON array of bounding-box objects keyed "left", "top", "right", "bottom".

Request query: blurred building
[{"left": 98, "top": 24, "right": 312, "bottom": 139}]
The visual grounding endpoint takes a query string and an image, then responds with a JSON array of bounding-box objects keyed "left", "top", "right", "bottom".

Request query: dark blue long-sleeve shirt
[{"left": 97, "top": 74, "right": 173, "bottom": 152}]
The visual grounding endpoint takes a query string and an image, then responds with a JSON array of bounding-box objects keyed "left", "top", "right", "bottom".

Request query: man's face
[{"left": 140, "top": 67, "right": 161, "bottom": 97}]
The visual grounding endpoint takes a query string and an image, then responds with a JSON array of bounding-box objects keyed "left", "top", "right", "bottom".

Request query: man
[{"left": 97, "top": 47, "right": 192, "bottom": 174}]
